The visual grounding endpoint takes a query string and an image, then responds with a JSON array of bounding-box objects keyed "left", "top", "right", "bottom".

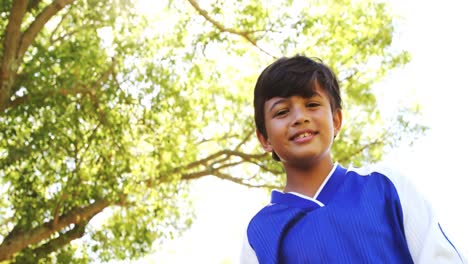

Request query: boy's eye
[
  {"left": 274, "top": 109, "right": 288, "bottom": 117},
  {"left": 307, "top": 102, "right": 320, "bottom": 108}
]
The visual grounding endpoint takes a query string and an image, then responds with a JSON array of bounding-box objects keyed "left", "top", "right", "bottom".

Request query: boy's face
[{"left": 257, "top": 85, "right": 342, "bottom": 166}]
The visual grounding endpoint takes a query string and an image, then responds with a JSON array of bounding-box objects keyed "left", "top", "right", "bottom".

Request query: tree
[{"left": 0, "top": 0, "right": 424, "bottom": 262}]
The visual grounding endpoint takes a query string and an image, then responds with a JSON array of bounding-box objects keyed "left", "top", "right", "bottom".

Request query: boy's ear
[
  {"left": 333, "top": 109, "right": 343, "bottom": 138},
  {"left": 256, "top": 129, "right": 273, "bottom": 152}
]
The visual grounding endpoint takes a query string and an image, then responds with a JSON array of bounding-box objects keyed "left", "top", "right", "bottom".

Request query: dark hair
[{"left": 253, "top": 55, "right": 342, "bottom": 161}]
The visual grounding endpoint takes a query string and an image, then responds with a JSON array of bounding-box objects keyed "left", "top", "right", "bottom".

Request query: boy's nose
[{"left": 292, "top": 108, "right": 310, "bottom": 126}]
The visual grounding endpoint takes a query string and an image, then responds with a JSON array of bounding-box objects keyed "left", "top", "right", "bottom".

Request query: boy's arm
[
  {"left": 240, "top": 231, "right": 259, "bottom": 264},
  {"left": 383, "top": 166, "right": 466, "bottom": 264}
]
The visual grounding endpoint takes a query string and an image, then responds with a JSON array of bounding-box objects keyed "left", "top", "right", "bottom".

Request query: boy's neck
[{"left": 282, "top": 156, "right": 334, "bottom": 198}]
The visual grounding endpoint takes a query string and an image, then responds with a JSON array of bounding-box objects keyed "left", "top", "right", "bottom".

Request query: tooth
[{"left": 297, "top": 133, "right": 311, "bottom": 139}]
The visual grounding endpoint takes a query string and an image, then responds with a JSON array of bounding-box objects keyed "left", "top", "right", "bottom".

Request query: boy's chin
[{"left": 282, "top": 154, "right": 327, "bottom": 167}]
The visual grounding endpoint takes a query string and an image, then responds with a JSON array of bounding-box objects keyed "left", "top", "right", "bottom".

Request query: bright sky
[{"left": 126, "top": 0, "right": 468, "bottom": 263}]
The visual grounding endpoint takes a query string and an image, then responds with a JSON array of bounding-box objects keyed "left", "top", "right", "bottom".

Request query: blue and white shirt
[{"left": 241, "top": 163, "right": 465, "bottom": 263}]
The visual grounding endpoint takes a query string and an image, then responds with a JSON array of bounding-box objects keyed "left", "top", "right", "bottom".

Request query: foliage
[{"left": 0, "top": 0, "right": 424, "bottom": 262}]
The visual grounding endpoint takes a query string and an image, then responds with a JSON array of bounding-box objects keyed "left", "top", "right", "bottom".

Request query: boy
[{"left": 240, "top": 55, "right": 465, "bottom": 263}]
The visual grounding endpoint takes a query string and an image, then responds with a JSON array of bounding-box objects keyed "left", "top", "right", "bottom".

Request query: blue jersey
[{"left": 240, "top": 164, "right": 465, "bottom": 263}]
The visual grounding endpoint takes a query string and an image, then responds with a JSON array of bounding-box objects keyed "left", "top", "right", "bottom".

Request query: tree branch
[
  {"left": 0, "top": 0, "right": 28, "bottom": 108},
  {"left": 170, "top": 150, "right": 226, "bottom": 174},
  {"left": 245, "top": 160, "right": 283, "bottom": 175},
  {"left": 0, "top": 85, "right": 93, "bottom": 113},
  {"left": 336, "top": 136, "right": 386, "bottom": 164},
  {"left": 76, "top": 123, "right": 103, "bottom": 170},
  {"left": 0, "top": 94, "right": 29, "bottom": 112},
  {"left": 30, "top": 223, "right": 87, "bottom": 261},
  {"left": 196, "top": 133, "right": 239, "bottom": 145},
  {"left": 17, "top": 0, "right": 76, "bottom": 61},
  {"left": 49, "top": 27, "right": 81, "bottom": 44},
  {"left": 0, "top": 199, "right": 110, "bottom": 261},
  {"left": 0, "top": 61, "right": 115, "bottom": 113},
  {"left": 186, "top": 0, "right": 277, "bottom": 58},
  {"left": 27, "top": 0, "right": 43, "bottom": 12},
  {"left": 49, "top": 7, "right": 70, "bottom": 44},
  {"left": 182, "top": 169, "right": 279, "bottom": 189},
  {"left": 170, "top": 149, "right": 268, "bottom": 176},
  {"left": 213, "top": 161, "right": 244, "bottom": 170},
  {"left": 175, "top": 149, "right": 278, "bottom": 188},
  {"left": 235, "top": 128, "right": 255, "bottom": 150},
  {"left": 0, "top": 0, "right": 76, "bottom": 111},
  {"left": 212, "top": 170, "right": 279, "bottom": 188}
]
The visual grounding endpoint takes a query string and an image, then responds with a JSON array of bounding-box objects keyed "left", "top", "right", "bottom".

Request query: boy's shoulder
[
  {"left": 348, "top": 163, "right": 427, "bottom": 208},
  {"left": 347, "top": 163, "right": 413, "bottom": 187},
  {"left": 348, "top": 162, "right": 404, "bottom": 177}
]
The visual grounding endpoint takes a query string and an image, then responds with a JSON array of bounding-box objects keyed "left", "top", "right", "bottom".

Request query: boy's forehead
[
  {"left": 264, "top": 91, "right": 329, "bottom": 113},
  {"left": 265, "top": 85, "right": 326, "bottom": 103}
]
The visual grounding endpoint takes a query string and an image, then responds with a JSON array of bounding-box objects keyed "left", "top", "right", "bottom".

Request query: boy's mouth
[{"left": 290, "top": 130, "right": 318, "bottom": 141}]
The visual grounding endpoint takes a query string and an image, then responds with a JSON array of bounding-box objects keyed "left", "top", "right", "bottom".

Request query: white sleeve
[
  {"left": 381, "top": 166, "right": 466, "bottom": 264},
  {"left": 239, "top": 230, "right": 259, "bottom": 264}
]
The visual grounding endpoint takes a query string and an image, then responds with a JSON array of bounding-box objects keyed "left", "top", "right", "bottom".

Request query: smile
[
  {"left": 290, "top": 130, "right": 318, "bottom": 141},
  {"left": 296, "top": 132, "right": 312, "bottom": 139}
]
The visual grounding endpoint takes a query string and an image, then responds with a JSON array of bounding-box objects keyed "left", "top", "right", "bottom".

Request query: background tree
[{"left": 0, "top": 0, "right": 424, "bottom": 262}]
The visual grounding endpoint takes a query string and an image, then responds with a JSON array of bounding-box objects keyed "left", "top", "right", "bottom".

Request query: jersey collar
[{"left": 271, "top": 163, "right": 347, "bottom": 209}]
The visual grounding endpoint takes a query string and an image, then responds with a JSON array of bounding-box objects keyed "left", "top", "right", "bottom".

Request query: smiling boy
[{"left": 240, "top": 55, "right": 465, "bottom": 263}]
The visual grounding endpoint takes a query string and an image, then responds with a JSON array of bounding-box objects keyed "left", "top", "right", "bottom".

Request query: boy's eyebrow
[
  {"left": 268, "top": 93, "right": 323, "bottom": 112},
  {"left": 268, "top": 98, "right": 287, "bottom": 112}
]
